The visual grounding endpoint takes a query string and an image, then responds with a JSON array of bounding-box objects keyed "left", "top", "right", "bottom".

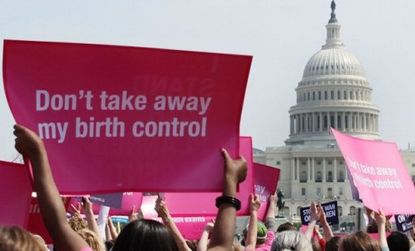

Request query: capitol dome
[
  {"left": 286, "top": 1, "right": 380, "bottom": 145},
  {"left": 302, "top": 48, "right": 365, "bottom": 78}
]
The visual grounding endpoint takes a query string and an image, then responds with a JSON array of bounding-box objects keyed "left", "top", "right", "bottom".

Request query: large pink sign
[
  {"left": 163, "top": 136, "right": 255, "bottom": 216},
  {"left": 332, "top": 129, "right": 415, "bottom": 215},
  {"left": 253, "top": 163, "right": 280, "bottom": 220},
  {"left": 3, "top": 40, "right": 252, "bottom": 194},
  {"left": 0, "top": 160, "right": 32, "bottom": 226}
]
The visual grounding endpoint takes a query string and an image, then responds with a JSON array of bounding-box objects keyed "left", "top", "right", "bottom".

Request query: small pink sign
[{"left": 254, "top": 163, "right": 280, "bottom": 220}]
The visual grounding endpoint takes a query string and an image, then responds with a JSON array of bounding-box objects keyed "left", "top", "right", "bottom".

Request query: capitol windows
[
  {"left": 316, "top": 171, "right": 322, "bottom": 182},
  {"left": 344, "top": 91, "right": 347, "bottom": 100},
  {"left": 316, "top": 187, "right": 322, "bottom": 196},
  {"left": 350, "top": 206, "right": 356, "bottom": 216},
  {"left": 318, "top": 91, "right": 321, "bottom": 100},
  {"left": 338, "top": 171, "right": 345, "bottom": 182},
  {"left": 338, "top": 90, "right": 341, "bottom": 100},
  {"left": 301, "top": 188, "right": 306, "bottom": 196},
  {"left": 324, "top": 91, "right": 327, "bottom": 100},
  {"left": 327, "top": 187, "right": 333, "bottom": 198},
  {"left": 300, "top": 170, "right": 307, "bottom": 183},
  {"left": 327, "top": 171, "right": 333, "bottom": 182},
  {"left": 313, "top": 92, "right": 316, "bottom": 100},
  {"left": 350, "top": 91, "right": 354, "bottom": 99},
  {"left": 307, "top": 92, "right": 310, "bottom": 101},
  {"left": 331, "top": 90, "right": 334, "bottom": 99},
  {"left": 339, "top": 187, "right": 344, "bottom": 196}
]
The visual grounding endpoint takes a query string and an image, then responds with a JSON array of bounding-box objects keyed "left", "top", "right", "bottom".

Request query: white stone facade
[{"left": 254, "top": 3, "right": 415, "bottom": 228}]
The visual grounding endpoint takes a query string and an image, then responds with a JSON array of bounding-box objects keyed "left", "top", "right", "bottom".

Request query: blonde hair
[
  {"left": 69, "top": 212, "right": 88, "bottom": 232},
  {"left": 77, "top": 228, "right": 105, "bottom": 251},
  {"left": 0, "top": 226, "right": 45, "bottom": 251}
]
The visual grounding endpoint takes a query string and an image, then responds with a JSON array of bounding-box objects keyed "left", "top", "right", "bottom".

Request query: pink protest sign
[
  {"left": 253, "top": 163, "right": 280, "bottom": 220},
  {"left": 163, "top": 136, "right": 255, "bottom": 216},
  {"left": 332, "top": 129, "right": 415, "bottom": 215},
  {"left": 140, "top": 195, "right": 214, "bottom": 240},
  {"left": 3, "top": 40, "right": 252, "bottom": 194},
  {"left": 0, "top": 160, "right": 32, "bottom": 226}
]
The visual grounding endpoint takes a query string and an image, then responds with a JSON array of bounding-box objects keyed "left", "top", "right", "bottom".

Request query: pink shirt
[{"left": 244, "top": 231, "right": 275, "bottom": 251}]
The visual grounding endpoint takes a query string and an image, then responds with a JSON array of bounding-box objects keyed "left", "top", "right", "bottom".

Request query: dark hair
[
  {"left": 386, "top": 231, "right": 410, "bottom": 251},
  {"left": 277, "top": 222, "right": 296, "bottom": 233},
  {"left": 112, "top": 219, "right": 178, "bottom": 251},
  {"left": 185, "top": 240, "right": 197, "bottom": 251},
  {"left": 104, "top": 240, "right": 115, "bottom": 251},
  {"left": 325, "top": 236, "right": 340, "bottom": 251},
  {"left": 340, "top": 231, "right": 380, "bottom": 251},
  {"left": 366, "top": 220, "right": 392, "bottom": 233}
]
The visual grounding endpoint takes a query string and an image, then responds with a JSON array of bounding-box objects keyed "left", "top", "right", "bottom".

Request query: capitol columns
[{"left": 334, "top": 158, "right": 338, "bottom": 182}]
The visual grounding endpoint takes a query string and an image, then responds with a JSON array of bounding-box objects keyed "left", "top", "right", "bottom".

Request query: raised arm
[
  {"left": 107, "top": 217, "right": 118, "bottom": 240},
  {"left": 318, "top": 205, "right": 334, "bottom": 240},
  {"left": 82, "top": 197, "right": 101, "bottom": 239},
  {"left": 197, "top": 221, "right": 214, "bottom": 251},
  {"left": 14, "top": 124, "right": 89, "bottom": 251},
  {"left": 245, "top": 194, "right": 261, "bottom": 249},
  {"left": 155, "top": 197, "right": 191, "bottom": 251},
  {"left": 207, "top": 148, "right": 247, "bottom": 251},
  {"left": 264, "top": 193, "right": 277, "bottom": 231},
  {"left": 306, "top": 202, "right": 321, "bottom": 240},
  {"left": 374, "top": 210, "right": 389, "bottom": 250}
]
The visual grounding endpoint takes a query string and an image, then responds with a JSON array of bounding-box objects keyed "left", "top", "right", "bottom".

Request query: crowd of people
[{"left": 1, "top": 124, "right": 415, "bottom": 251}]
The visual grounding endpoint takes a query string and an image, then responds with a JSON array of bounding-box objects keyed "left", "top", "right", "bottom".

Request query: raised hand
[
  {"left": 249, "top": 194, "right": 261, "bottom": 213},
  {"left": 221, "top": 148, "right": 247, "bottom": 185},
  {"left": 310, "top": 202, "right": 322, "bottom": 222},
  {"left": 14, "top": 124, "right": 45, "bottom": 158},
  {"left": 155, "top": 197, "right": 171, "bottom": 221}
]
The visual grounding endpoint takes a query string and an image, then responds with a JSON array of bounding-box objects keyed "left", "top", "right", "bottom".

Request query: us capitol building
[{"left": 254, "top": 1, "right": 415, "bottom": 229}]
